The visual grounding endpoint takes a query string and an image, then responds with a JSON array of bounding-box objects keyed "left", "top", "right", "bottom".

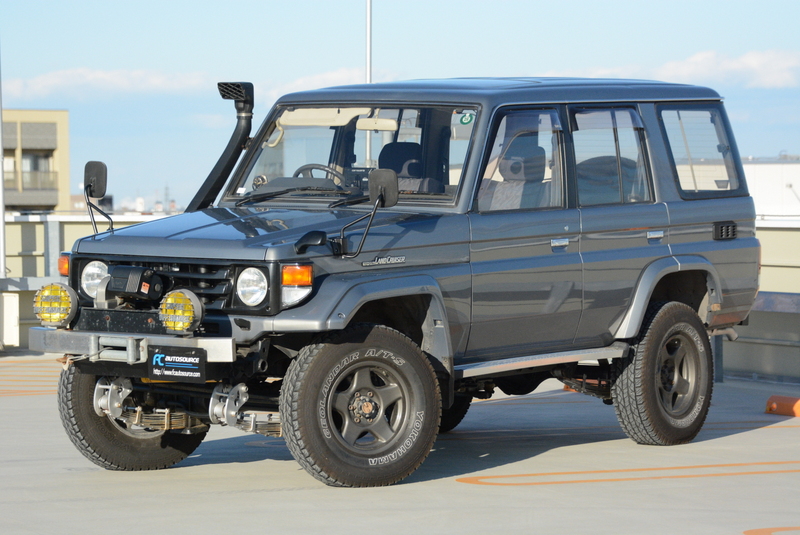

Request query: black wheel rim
[
  {"left": 326, "top": 362, "right": 411, "bottom": 455},
  {"left": 655, "top": 331, "right": 700, "bottom": 418}
]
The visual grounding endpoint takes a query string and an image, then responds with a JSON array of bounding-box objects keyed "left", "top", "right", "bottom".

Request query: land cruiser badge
[{"left": 362, "top": 255, "right": 406, "bottom": 267}]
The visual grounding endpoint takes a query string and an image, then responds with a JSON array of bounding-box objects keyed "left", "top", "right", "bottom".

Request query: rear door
[{"left": 569, "top": 106, "right": 671, "bottom": 347}]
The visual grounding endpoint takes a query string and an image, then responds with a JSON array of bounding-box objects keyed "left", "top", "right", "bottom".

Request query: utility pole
[
  {"left": 365, "top": 0, "right": 373, "bottom": 165},
  {"left": 366, "top": 0, "right": 372, "bottom": 84},
  {"left": 0, "top": 37, "right": 7, "bottom": 280},
  {"left": 0, "top": 38, "right": 7, "bottom": 350}
]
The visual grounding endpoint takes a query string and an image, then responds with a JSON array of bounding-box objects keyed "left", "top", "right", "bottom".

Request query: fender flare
[
  {"left": 613, "top": 255, "right": 723, "bottom": 340},
  {"left": 324, "top": 273, "right": 454, "bottom": 373}
]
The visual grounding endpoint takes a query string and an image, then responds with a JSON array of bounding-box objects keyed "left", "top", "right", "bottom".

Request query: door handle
[
  {"left": 647, "top": 230, "right": 664, "bottom": 241},
  {"left": 550, "top": 238, "right": 569, "bottom": 248}
]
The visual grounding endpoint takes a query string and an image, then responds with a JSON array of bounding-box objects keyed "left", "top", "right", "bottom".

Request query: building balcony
[{"left": 4, "top": 170, "right": 59, "bottom": 209}]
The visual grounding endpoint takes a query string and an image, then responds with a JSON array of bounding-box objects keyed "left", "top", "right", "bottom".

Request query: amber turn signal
[
  {"left": 281, "top": 265, "right": 313, "bottom": 286},
  {"left": 58, "top": 254, "right": 70, "bottom": 276}
]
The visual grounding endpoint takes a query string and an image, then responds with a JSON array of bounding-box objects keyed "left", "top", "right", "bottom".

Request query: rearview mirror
[
  {"left": 356, "top": 117, "right": 399, "bottom": 131},
  {"left": 84, "top": 161, "right": 108, "bottom": 198},
  {"left": 368, "top": 169, "right": 399, "bottom": 208}
]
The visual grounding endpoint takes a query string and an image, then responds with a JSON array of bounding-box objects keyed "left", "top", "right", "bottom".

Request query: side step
[{"left": 454, "top": 342, "right": 630, "bottom": 379}]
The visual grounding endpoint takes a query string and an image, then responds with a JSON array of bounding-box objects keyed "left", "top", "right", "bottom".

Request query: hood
[{"left": 74, "top": 206, "right": 447, "bottom": 261}]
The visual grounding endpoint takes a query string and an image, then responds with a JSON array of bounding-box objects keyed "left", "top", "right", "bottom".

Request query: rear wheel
[
  {"left": 612, "top": 301, "right": 713, "bottom": 445},
  {"left": 280, "top": 324, "right": 441, "bottom": 487},
  {"left": 58, "top": 365, "right": 206, "bottom": 470}
]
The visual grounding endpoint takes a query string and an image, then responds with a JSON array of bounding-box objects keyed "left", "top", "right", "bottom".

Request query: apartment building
[{"left": 2, "top": 109, "right": 70, "bottom": 212}]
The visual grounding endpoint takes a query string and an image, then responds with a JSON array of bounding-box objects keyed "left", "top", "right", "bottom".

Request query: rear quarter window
[{"left": 658, "top": 103, "right": 747, "bottom": 199}]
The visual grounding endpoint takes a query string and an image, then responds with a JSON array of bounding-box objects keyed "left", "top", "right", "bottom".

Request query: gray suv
[{"left": 31, "top": 78, "right": 760, "bottom": 487}]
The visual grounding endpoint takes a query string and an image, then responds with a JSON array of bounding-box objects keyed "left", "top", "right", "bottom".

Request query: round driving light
[
  {"left": 159, "top": 290, "right": 203, "bottom": 334},
  {"left": 81, "top": 261, "right": 108, "bottom": 298},
  {"left": 33, "top": 283, "right": 78, "bottom": 327},
  {"left": 236, "top": 267, "right": 269, "bottom": 307}
]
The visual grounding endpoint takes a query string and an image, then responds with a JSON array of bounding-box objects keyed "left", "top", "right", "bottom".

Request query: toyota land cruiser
[{"left": 31, "top": 78, "right": 760, "bottom": 487}]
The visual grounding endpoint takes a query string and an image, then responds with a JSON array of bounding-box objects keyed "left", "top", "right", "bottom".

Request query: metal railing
[{"left": 4, "top": 170, "right": 58, "bottom": 190}]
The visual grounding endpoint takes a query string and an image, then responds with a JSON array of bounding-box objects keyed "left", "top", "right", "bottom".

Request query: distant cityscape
[{"left": 69, "top": 194, "right": 182, "bottom": 215}]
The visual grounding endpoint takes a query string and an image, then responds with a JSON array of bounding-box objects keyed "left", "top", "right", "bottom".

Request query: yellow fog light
[
  {"left": 159, "top": 290, "right": 203, "bottom": 334},
  {"left": 33, "top": 283, "right": 78, "bottom": 327}
]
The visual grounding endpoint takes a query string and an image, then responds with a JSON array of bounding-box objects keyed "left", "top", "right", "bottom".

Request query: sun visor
[{"left": 278, "top": 107, "right": 372, "bottom": 127}]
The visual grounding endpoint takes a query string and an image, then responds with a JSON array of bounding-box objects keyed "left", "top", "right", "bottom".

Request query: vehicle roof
[{"left": 275, "top": 78, "right": 722, "bottom": 108}]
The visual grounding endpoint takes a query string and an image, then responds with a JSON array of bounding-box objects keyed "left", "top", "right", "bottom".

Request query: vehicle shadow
[
  {"left": 176, "top": 383, "right": 796, "bottom": 483},
  {"left": 179, "top": 433, "right": 294, "bottom": 467}
]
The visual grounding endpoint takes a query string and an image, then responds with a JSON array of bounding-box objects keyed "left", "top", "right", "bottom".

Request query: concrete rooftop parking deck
[{"left": 1, "top": 351, "right": 799, "bottom": 535}]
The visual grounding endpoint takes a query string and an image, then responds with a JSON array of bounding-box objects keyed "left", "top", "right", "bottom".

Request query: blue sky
[{"left": 2, "top": 0, "right": 799, "bottom": 209}]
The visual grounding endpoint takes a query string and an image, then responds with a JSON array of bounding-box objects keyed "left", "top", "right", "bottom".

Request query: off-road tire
[
  {"left": 611, "top": 301, "right": 713, "bottom": 445},
  {"left": 280, "top": 324, "right": 441, "bottom": 487},
  {"left": 58, "top": 365, "right": 206, "bottom": 470},
  {"left": 440, "top": 394, "right": 472, "bottom": 433}
]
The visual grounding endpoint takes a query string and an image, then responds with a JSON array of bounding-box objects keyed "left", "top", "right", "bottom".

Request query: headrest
[
  {"left": 378, "top": 142, "right": 423, "bottom": 178},
  {"left": 498, "top": 133, "right": 546, "bottom": 182}
]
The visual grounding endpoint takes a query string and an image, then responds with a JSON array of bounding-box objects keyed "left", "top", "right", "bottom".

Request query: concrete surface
[{"left": 2, "top": 351, "right": 800, "bottom": 535}]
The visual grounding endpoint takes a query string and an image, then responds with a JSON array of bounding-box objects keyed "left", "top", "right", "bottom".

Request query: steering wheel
[{"left": 292, "top": 164, "right": 345, "bottom": 187}]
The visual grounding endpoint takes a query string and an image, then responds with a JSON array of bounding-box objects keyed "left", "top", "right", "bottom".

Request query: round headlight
[
  {"left": 159, "top": 290, "right": 203, "bottom": 334},
  {"left": 236, "top": 267, "right": 269, "bottom": 307},
  {"left": 33, "top": 283, "right": 78, "bottom": 327},
  {"left": 81, "top": 261, "right": 108, "bottom": 298}
]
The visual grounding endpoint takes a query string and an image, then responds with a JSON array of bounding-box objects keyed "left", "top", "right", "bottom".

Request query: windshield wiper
[
  {"left": 235, "top": 186, "right": 347, "bottom": 206},
  {"left": 328, "top": 194, "right": 370, "bottom": 208}
]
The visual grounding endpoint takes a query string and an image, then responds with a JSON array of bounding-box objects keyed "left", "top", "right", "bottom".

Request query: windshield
[{"left": 227, "top": 105, "right": 477, "bottom": 205}]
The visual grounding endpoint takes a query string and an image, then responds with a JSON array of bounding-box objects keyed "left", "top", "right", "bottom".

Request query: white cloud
[
  {"left": 259, "top": 67, "right": 366, "bottom": 105},
  {"left": 544, "top": 50, "right": 800, "bottom": 89},
  {"left": 2, "top": 68, "right": 211, "bottom": 100},
  {"left": 2, "top": 66, "right": 395, "bottom": 105},
  {"left": 655, "top": 50, "right": 800, "bottom": 88}
]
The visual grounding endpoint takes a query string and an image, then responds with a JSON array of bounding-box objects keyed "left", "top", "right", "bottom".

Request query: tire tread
[{"left": 611, "top": 301, "right": 713, "bottom": 445}]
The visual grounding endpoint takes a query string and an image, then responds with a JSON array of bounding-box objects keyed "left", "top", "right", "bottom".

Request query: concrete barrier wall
[
  {"left": 719, "top": 219, "right": 800, "bottom": 383},
  {"left": 1, "top": 213, "right": 163, "bottom": 348},
  {"left": 3, "top": 213, "right": 799, "bottom": 383}
]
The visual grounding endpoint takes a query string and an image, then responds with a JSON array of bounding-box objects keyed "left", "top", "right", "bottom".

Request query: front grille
[
  {"left": 151, "top": 263, "right": 233, "bottom": 309},
  {"left": 101, "top": 261, "right": 234, "bottom": 309}
]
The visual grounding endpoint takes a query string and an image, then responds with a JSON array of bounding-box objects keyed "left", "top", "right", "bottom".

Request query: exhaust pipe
[{"left": 186, "top": 82, "right": 254, "bottom": 212}]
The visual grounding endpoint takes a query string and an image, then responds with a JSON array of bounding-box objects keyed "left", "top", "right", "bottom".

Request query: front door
[{"left": 466, "top": 108, "right": 582, "bottom": 362}]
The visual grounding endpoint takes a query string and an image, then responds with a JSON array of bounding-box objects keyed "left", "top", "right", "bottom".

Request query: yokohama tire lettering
[{"left": 368, "top": 411, "right": 425, "bottom": 466}]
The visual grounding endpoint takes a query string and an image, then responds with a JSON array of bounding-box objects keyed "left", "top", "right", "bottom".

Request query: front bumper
[{"left": 29, "top": 327, "right": 236, "bottom": 364}]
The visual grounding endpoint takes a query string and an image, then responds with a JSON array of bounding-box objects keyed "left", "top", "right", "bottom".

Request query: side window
[
  {"left": 572, "top": 108, "right": 651, "bottom": 206},
  {"left": 477, "top": 109, "right": 563, "bottom": 212},
  {"left": 658, "top": 105, "right": 742, "bottom": 197}
]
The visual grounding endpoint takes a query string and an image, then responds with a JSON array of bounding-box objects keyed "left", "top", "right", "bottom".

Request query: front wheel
[
  {"left": 611, "top": 301, "right": 713, "bottom": 445},
  {"left": 58, "top": 365, "right": 206, "bottom": 470},
  {"left": 440, "top": 394, "right": 472, "bottom": 433},
  {"left": 280, "top": 324, "right": 441, "bottom": 487}
]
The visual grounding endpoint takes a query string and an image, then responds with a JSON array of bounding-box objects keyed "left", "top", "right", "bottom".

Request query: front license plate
[{"left": 148, "top": 346, "right": 207, "bottom": 383}]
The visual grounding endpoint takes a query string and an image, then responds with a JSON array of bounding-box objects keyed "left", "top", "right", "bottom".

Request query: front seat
[
  {"left": 378, "top": 142, "right": 442, "bottom": 193},
  {"left": 482, "top": 133, "right": 550, "bottom": 210}
]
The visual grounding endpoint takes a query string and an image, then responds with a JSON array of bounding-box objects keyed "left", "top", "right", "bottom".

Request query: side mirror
[
  {"left": 84, "top": 161, "right": 108, "bottom": 198},
  {"left": 295, "top": 230, "right": 328, "bottom": 254},
  {"left": 368, "top": 169, "right": 399, "bottom": 208}
]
